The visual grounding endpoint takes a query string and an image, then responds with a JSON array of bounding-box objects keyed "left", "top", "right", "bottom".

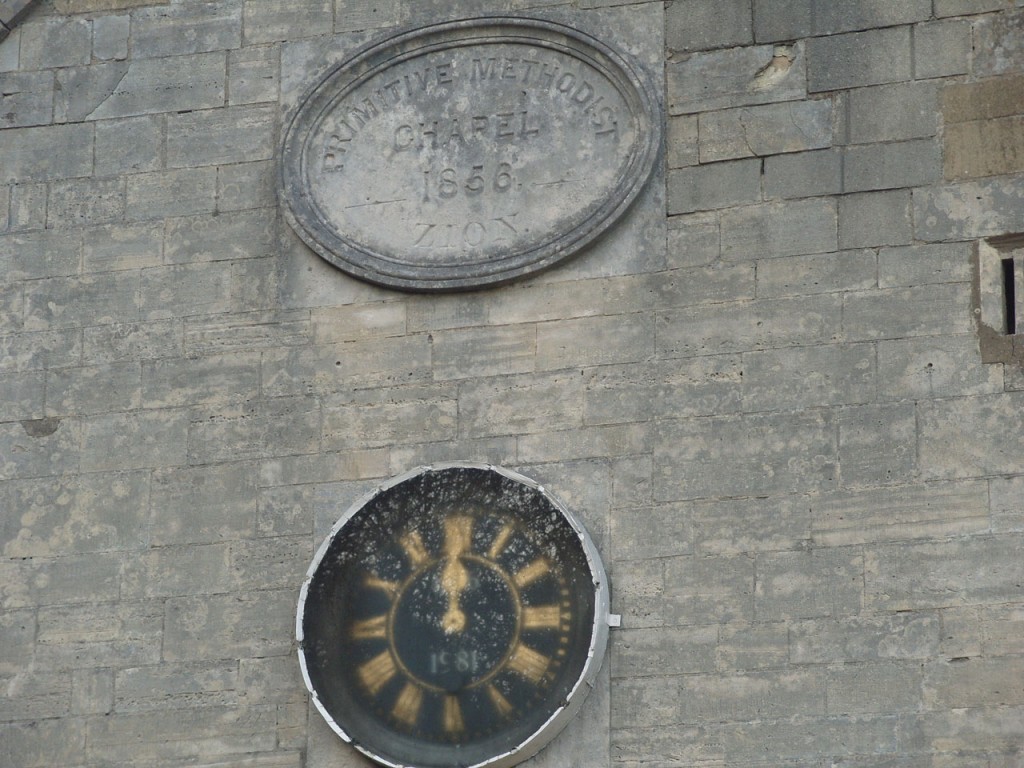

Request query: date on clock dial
[{"left": 297, "top": 463, "right": 611, "bottom": 768}]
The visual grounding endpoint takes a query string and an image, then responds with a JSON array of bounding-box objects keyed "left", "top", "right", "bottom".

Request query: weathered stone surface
[
  {"left": 807, "top": 27, "right": 912, "bottom": 92},
  {"left": 45, "top": 361, "right": 142, "bottom": 417},
  {"left": 944, "top": 116, "right": 1024, "bottom": 180},
  {"left": 0, "top": 71, "right": 52, "bottom": 128},
  {"left": 127, "top": 168, "right": 219, "bottom": 220},
  {"left": 846, "top": 81, "right": 938, "bottom": 144},
  {"left": 81, "top": 222, "right": 163, "bottom": 273},
  {"left": 878, "top": 242, "right": 972, "bottom": 288},
  {"left": 972, "top": 9, "right": 1024, "bottom": 77},
  {"left": 721, "top": 198, "right": 837, "bottom": 259},
  {"left": 668, "top": 158, "right": 762, "bottom": 214},
  {"left": 838, "top": 402, "right": 918, "bottom": 487},
  {"left": 654, "top": 410, "right": 837, "bottom": 500},
  {"left": 763, "top": 148, "right": 842, "bottom": 200},
  {"left": 915, "top": 19, "right": 970, "bottom": 79},
  {"left": 790, "top": 614, "right": 940, "bottom": 663},
  {"left": 80, "top": 410, "right": 188, "bottom": 472},
  {"left": 431, "top": 323, "right": 535, "bottom": 380},
  {"left": 755, "top": 249, "right": 877, "bottom": 297},
  {"left": 666, "top": 0, "right": 752, "bottom": 53},
  {"left": 47, "top": 177, "right": 126, "bottom": 228},
  {"left": 839, "top": 189, "right": 913, "bottom": 248},
  {"left": 93, "top": 115, "right": 163, "bottom": 175},
  {"left": 866, "top": 535, "right": 1024, "bottom": 610},
  {"left": 742, "top": 342, "right": 875, "bottom": 410},
  {"left": 53, "top": 0, "right": 165, "bottom": 10},
  {"left": 690, "top": 494, "right": 813, "bottom": 555},
  {"left": 188, "top": 396, "right": 321, "bottom": 464},
  {"left": 827, "top": 662, "right": 923, "bottom": 714},
  {"left": 914, "top": 174, "right": 1024, "bottom": 241},
  {"left": 243, "top": 0, "right": 333, "bottom": 44},
  {"left": 229, "top": 43, "right": 280, "bottom": 104},
  {"left": 755, "top": 548, "right": 862, "bottom": 620},
  {"left": 167, "top": 105, "right": 275, "bottom": 169},
  {"left": 585, "top": 356, "right": 743, "bottom": 425},
  {"left": 86, "top": 52, "right": 227, "bottom": 120},
  {"left": 1, "top": 472, "right": 148, "bottom": 557},
  {"left": 668, "top": 43, "right": 806, "bottom": 115},
  {"left": 131, "top": 1, "right": 242, "bottom": 58},
  {"left": 843, "top": 283, "right": 972, "bottom": 341},
  {"left": 0, "top": 123, "right": 93, "bottom": 183},
  {"left": 754, "top": 0, "right": 930, "bottom": 41},
  {"left": 878, "top": 334, "right": 1002, "bottom": 400},
  {"left": 698, "top": 99, "right": 833, "bottom": 162},
  {"left": 814, "top": 481, "right": 990, "bottom": 547},
  {"left": 0, "top": 229, "right": 82, "bottom": 280},
  {"left": 844, "top": 138, "right": 941, "bottom": 192},
  {"left": 657, "top": 294, "right": 842, "bottom": 358},
  {"left": 934, "top": 0, "right": 1015, "bottom": 15},
  {"left": 163, "top": 590, "right": 295, "bottom": 661},
  {"left": 92, "top": 13, "right": 129, "bottom": 61},
  {"left": 919, "top": 393, "right": 1024, "bottom": 479},
  {"left": 19, "top": 17, "right": 91, "bottom": 69}
]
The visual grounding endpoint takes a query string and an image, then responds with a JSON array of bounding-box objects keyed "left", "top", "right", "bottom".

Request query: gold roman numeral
[
  {"left": 443, "top": 516, "right": 473, "bottom": 555},
  {"left": 488, "top": 523, "right": 514, "bottom": 560},
  {"left": 364, "top": 574, "right": 399, "bottom": 598},
  {"left": 522, "top": 604, "right": 563, "bottom": 630},
  {"left": 350, "top": 614, "right": 387, "bottom": 640},
  {"left": 486, "top": 683, "right": 513, "bottom": 717},
  {"left": 443, "top": 695, "right": 464, "bottom": 733},
  {"left": 358, "top": 651, "right": 397, "bottom": 695},
  {"left": 513, "top": 558, "right": 550, "bottom": 589},
  {"left": 508, "top": 643, "right": 550, "bottom": 682},
  {"left": 392, "top": 682, "right": 423, "bottom": 727},
  {"left": 400, "top": 530, "right": 430, "bottom": 568}
]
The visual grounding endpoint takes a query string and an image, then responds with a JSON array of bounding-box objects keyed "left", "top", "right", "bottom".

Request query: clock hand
[{"left": 440, "top": 516, "right": 472, "bottom": 634}]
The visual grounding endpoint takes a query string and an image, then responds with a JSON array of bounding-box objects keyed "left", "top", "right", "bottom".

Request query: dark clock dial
[{"left": 298, "top": 464, "right": 608, "bottom": 768}]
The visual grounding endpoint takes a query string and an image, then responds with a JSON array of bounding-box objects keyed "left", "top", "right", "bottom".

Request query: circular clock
[{"left": 297, "top": 462, "right": 611, "bottom": 768}]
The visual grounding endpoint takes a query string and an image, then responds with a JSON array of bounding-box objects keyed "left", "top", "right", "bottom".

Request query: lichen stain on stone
[{"left": 20, "top": 417, "right": 61, "bottom": 438}]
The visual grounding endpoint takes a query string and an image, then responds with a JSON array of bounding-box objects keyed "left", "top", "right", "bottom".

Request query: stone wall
[{"left": 1, "top": 1, "right": 1023, "bottom": 766}]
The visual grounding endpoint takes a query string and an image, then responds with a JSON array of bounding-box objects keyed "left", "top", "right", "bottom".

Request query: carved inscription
[{"left": 281, "top": 18, "right": 661, "bottom": 291}]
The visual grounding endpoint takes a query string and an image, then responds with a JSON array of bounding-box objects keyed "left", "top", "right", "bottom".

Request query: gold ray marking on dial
[
  {"left": 358, "top": 650, "right": 397, "bottom": 695},
  {"left": 440, "top": 516, "right": 473, "bottom": 633},
  {"left": 522, "top": 604, "right": 563, "bottom": 630},
  {"left": 399, "top": 530, "right": 430, "bottom": 568},
  {"left": 364, "top": 574, "right": 399, "bottom": 598},
  {"left": 443, "top": 695, "right": 464, "bottom": 733},
  {"left": 486, "top": 684, "right": 513, "bottom": 717},
  {"left": 349, "top": 614, "right": 388, "bottom": 640},
  {"left": 487, "top": 522, "right": 514, "bottom": 560},
  {"left": 508, "top": 643, "right": 551, "bottom": 682},
  {"left": 513, "top": 558, "right": 550, "bottom": 589},
  {"left": 392, "top": 682, "right": 423, "bottom": 727}
]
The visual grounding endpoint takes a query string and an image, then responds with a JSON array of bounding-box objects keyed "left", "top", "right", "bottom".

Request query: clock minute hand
[{"left": 440, "top": 516, "right": 472, "bottom": 634}]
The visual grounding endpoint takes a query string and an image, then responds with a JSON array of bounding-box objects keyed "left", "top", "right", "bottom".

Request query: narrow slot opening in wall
[
  {"left": 977, "top": 234, "right": 1024, "bottom": 364},
  {"left": 1002, "top": 257, "right": 1017, "bottom": 335}
]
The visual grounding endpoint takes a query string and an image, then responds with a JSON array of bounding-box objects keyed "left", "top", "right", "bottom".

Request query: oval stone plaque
[{"left": 280, "top": 16, "right": 661, "bottom": 291}]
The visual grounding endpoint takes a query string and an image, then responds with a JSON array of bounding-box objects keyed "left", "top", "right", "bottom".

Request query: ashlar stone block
[
  {"left": 972, "top": 9, "right": 1024, "bottom": 77},
  {"left": 668, "top": 43, "right": 806, "bottom": 115},
  {"left": 699, "top": 99, "right": 833, "bottom": 162},
  {"left": 0, "top": 71, "right": 53, "bottom": 129},
  {"left": 807, "top": 26, "right": 912, "bottom": 92}
]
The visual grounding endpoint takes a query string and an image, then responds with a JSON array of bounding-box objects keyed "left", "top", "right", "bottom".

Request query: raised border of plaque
[{"left": 279, "top": 16, "right": 662, "bottom": 292}]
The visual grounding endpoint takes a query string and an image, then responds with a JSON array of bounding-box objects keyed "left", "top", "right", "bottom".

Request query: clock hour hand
[{"left": 440, "top": 516, "right": 472, "bottom": 634}]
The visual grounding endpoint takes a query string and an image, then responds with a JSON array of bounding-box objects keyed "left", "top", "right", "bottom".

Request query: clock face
[{"left": 298, "top": 464, "right": 609, "bottom": 768}]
